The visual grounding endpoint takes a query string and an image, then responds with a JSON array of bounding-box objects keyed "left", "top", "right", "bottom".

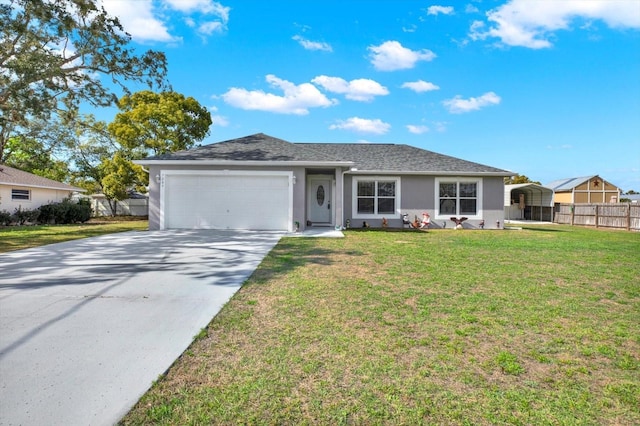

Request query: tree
[
  {"left": 100, "top": 152, "right": 146, "bottom": 216},
  {"left": 69, "top": 115, "right": 118, "bottom": 193},
  {"left": 108, "top": 91, "right": 212, "bottom": 157},
  {"left": 3, "top": 135, "right": 70, "bottom": 181},
  {"left": 505, "top": 174, "right": 541, "bottom": 185},
  {"left": 0, "top": 0, "right": 169, "bottom": 162}
]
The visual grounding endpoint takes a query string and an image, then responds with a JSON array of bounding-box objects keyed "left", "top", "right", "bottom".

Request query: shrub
[
  {"left": 0, "top": 210, "right": 11, "bottom": 226},
  {"left": 12, "top": 206, "right": 40, "bottom": 225},
  {"left": 37, "top": 199, "right": 92, "bottom": 224}
]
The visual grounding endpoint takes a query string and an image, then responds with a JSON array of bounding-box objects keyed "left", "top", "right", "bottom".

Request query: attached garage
[{"left": 160, "top": 171, "right": 293, "bottom": 231}]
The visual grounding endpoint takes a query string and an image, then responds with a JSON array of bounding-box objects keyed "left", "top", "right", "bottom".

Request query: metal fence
[{"left": 554, "top": 203, "right": 640, "bottom": 231}]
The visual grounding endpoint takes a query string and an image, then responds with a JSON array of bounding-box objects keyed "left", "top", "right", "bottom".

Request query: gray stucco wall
[
  {"left": 342, "top": 174, "right": 505, "bottom": 230},
  {"left": 146, "top": 166, "right": 506, "bottom": 231}
]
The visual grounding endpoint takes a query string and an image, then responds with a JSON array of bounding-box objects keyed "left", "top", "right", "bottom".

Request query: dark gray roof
[
  {"left": 0, "top": 164, "right": 84, "bottom": 191},
  {"left": 142, "top": 133, "right": 512, "bottom": 175},
  {"left": 147, "top": 133, "right": 331, "bottom": 162},
  {"left": 300, "top": 143, "right": 510, "bottom": 174}
]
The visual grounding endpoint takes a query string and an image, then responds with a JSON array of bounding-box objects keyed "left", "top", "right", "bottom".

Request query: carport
[{"left": 505, "top": 183, "right": 554, "bottom": 221}]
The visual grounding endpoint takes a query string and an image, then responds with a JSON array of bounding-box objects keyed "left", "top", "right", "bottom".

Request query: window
[
  {"left": 353, "top": 177, "right": 400, "bottom": 218},
  {"left": 11, "top": 189, "right": 30, "bottom": 201},
  {"left": 436, "top": 179, "right": 481, "bottom": 218}
]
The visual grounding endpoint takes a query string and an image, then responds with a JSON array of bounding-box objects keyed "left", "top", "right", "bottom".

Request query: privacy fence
[
  {"left": 92, "top": 198, "right": 148, "bottom": 217},
  {"left": 554, "top": 203, "right": 640, "bottom": 231}
]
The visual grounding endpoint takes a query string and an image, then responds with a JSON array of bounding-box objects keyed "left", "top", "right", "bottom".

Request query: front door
[{"left": 308, "top": 177, "right": 332, "bottom": 224}]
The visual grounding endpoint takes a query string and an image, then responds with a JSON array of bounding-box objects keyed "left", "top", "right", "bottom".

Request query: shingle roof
[
  {"left": 141, "top": 133, "right": 512, "bottom": 175},
  {"left": 147, "top": 133, "right": 333, "bottom": 162},
  {"left": 546, "top": 176, "right": 596, "bottom": 191},
  {"left": 0, "top": 164, "right": 84, "bottom": 192},
  {"left": 300, "top": 143, "right": 510, "bottom": 174}
]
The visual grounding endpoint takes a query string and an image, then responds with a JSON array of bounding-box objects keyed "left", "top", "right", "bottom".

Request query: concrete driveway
[{"left": 0, "top": 229, "right": 282, "bottom": 426}]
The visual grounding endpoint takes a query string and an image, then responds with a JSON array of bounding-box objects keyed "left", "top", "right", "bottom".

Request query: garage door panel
[{"left": 163, "top": 173, "right": 290, "bottom": 230}]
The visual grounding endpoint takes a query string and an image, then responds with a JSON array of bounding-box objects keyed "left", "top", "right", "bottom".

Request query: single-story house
[
  {"left": 504, "top": 183, "right": 554, "bottom": 221},
  {"left": 546, "top": 175, "right": 621, "bottom": 204},
  {"left": 135, "top": 133, "right": 514, "bottom": 232},
  {"left": 0, "top": 164, "right": 85, "bottom": 212}
]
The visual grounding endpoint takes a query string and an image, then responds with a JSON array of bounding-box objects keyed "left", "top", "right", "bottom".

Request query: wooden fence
[{"left": 553, "top": 203, "right": 640, "bottom": 231}]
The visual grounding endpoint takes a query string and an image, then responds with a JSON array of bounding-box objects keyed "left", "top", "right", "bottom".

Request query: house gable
[{"left": 546, "top": 175, "right": 622, "bottom": 204}]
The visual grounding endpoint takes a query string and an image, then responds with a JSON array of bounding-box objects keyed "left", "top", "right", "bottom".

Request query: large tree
[
  {"left": 0, "top": 0, "right": 169, "bottom": 162},
  {"left": 108, "top": 91, "right": 212, "bottom": 157},
  {"left": 3, "top": 135, "right": 70, "bottom": 181}
]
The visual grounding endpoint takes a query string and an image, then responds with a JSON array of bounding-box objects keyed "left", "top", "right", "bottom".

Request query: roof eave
[
  {"left": 0, "top": 182, "right": 85, "bottom": 192},
  {"left": 347, "top": 170, "right": 513, "bottom": 177},
  {"left": 134, "top": 160, "right": 355, "bottom": 167}
]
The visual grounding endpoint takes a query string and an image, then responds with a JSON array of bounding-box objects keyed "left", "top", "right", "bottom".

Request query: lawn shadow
[
  {"left": 246, "top": 237, "right": 363, "bottom": 284},
  {"left": 521, "top": 226, "right": 567, "bottom": 232}
]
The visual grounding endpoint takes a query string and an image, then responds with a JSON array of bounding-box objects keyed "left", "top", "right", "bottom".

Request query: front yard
[
  {"left": 0, "top": 218, "right": 148, "bottom": 253},
  {"left": 122, "top": 225, "right": 640, "bottom": 425}
]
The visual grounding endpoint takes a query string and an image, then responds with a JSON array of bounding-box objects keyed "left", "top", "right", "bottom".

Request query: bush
[
  {"left": 0, "top": 210, "right": 11, "bottom": 225},
  {"left": 12, "top": 206, "right": 40, "bottom": 225},
  {"left": 37, "top": 199, "right": 92, "bottom": 224}
]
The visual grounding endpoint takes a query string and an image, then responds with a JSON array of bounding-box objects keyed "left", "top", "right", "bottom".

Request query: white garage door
[{"left": 162, "top": 172, "right": 292, "bottom": 230}]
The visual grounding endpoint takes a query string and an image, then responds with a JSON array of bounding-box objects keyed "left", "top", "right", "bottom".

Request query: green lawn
[
  {"left": 122, "top": 225, "right": 640, "bottom": 425},
  {"left": 0, "top": 219, "right": 148, "bottom": 253}
]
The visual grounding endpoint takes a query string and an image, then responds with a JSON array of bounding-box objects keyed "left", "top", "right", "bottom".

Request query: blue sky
[{"left": 100, "top": 0, "right": 640, "bottom": 191}]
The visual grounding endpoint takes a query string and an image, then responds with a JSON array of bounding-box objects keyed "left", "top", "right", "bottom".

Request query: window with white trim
[
  {"left": 436, "top": 179, "right": 481, "bottom": 218},
  {"left": 11, "top": 189, "right": 31, "bottom": 201},
  {"left": 353, "top": 177, "right": 400, "bottom": 218}
]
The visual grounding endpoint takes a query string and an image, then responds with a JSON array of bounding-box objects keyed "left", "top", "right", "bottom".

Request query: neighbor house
[
  {"left": 547, "top": 175, "right": 621, "bottom": 204},
  {"left": 135, "top": 133, "right": 514, "bottom": 232},
  {"left": 0, "top": 164, "right": 85, "bottom": 213}
]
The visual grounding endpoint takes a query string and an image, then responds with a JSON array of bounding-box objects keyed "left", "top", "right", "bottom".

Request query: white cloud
[
  {"left": 443, "top": 92, "right": 501, "bottom": 113},
  {"left": 211, "top": 115, "right": 229, "bottom": 127},
  {"left": 406, "top": 125, "right": 430, "bottom": 134},
  {"left": 433, "top": 121, "right": 447, "bottom": 132},
  {"left": 292, "top": 35, "right": 332, "bottom": 52},
  {"left": 101, "top": 0, "right": 177, "bottom": 42},
  {"left": 199, "top": 21, "right": 224, "bottom": 35},
  {"left": 101, "top": 0, "right": 230, "bottom": 42},
  {"left": 368, "top": 41, "right": 436, "bottom": 71},
  {"left": 465, "top": 4, "right": 479, "bottom": 14},
  {"left": 329, "top": 117, "right": 391, "bottom": 134},
  {"left": 427, "top": 5, "right": 454, "bottom": 16},
  {"left": 221, "top": 74, "right": 336, "bottom": 115},
  {"left": 471, "top": 0, "right": 640, "bottom": 49},
  {"left": 164, "top": 0, "right": 230, "bottom": 22},
  {"left": 311, "top": 76, "right": 389, "bottom": 102},
  {"left": 401, "top": 80, "right": 440, "bottom": 93}
]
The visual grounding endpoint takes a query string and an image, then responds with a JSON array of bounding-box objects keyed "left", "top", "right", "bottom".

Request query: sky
[{"left": 97, "top": 0, "right": 640, "bottom": 191}]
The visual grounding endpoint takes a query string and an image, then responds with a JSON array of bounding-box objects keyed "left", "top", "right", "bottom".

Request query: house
[
  {"left": 0, "top": 164, "right": 85, "bottom": 212},
  {"left": 135, "top": 133, "right": 513, "bottom": 232},
  {"left": 504, "top": 183, "right": 554, "bottom": 222},
  {"left": 547, "top": 175, "right": 621, "bottom": 204}
]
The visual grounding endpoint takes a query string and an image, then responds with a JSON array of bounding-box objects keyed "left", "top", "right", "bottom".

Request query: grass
[
  {"left": 0, "top": 218, "right": 148, "bottom": 253},
  {"left": 120, "top": 225, "right": 640, "bottom": 425}
]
